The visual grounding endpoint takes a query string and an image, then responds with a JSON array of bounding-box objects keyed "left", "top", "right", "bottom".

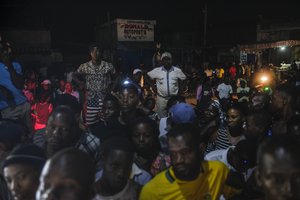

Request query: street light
[
  {"left": 280, "top": 46, "right": 286, "bottom": 51},
  {"left": 260, "top": 75, "right": 268, "bottom": 83}
]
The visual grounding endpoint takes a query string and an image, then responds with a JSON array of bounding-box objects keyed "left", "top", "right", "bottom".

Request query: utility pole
[
  {"left": 203, "top": 3, "right": 207, "bottom": 62},
  {"left": 107, "top": 11, "right": 113, "bottom": 61}
]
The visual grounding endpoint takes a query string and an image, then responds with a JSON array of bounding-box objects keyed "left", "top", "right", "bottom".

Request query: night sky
[{"left": 1, "top": 0, "right": 300, "bottom": 50}]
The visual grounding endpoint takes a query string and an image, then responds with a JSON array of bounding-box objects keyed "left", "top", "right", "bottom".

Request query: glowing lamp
[
  {"left": 280, "top": 46, "right": 286, "bottom": 51},
  {"left": 260, "top": 76, "right": 268, "bottom": 83}
]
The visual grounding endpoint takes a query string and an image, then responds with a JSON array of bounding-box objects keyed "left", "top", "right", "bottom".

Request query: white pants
[{"left": 155, "top": 95, "right": 169, "bottom": 118}]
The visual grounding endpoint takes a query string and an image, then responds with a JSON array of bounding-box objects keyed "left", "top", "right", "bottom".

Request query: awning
[{"left": 238, "top": 40, "right": 300, "bottom": 52}]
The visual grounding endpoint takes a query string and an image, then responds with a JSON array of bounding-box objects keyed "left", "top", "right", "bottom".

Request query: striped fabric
[
  {"left": 205, "top": 126, "right": 231, "bottom": 154},
  {"left": 86, "top": 106, "right": 102, "bottom": 125},
  {"left": 85, "top": 92, "right": 104, "bottom": 125},
  {"left": 77, "top": 60, "right": 115, "bottom": 126},
  {"left": 205, "top": 99, "right": 231, "bottom": 154},
  {"left": 215, "top": 126, "right": 231, "bottom": 150}
]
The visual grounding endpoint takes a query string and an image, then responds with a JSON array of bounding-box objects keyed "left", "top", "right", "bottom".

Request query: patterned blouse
[{"left": 77, "top": 60, "right": 115, "bottom": 93}]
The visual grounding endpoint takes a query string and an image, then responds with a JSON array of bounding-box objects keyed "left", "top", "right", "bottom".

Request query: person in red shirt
[
  {"left": 229, "top": 63, "right": 237, "bottom": 80},
  {"left": 31, "top": 92, "right": 53, "bottom": 132}
]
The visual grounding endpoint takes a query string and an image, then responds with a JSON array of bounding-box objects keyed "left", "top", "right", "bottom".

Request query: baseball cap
[
  {"left": 161, "top": 52, "right": 172, "bottom": 60},
  {"left": 133, "top": 68, "right": 142, "bottom": 75},
  {"left": 169, "top": 103, "right": 196, "bottom": 124},
  {"left": 41, "top": 79, "right": 51, "bottom": 85}
]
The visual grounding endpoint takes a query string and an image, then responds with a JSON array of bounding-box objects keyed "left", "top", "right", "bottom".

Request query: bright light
[
  {"left": 264, "top": 87, "right": 270, "bottom": 91},
  {"left": 280, "top": 46, "right": 286, "bottom": 51},
  {"left": 123, "top": 80, "right": 130, "bottom": 85},
  {"left": 260, "top": 76, "right": 268, "bottom": 82}
]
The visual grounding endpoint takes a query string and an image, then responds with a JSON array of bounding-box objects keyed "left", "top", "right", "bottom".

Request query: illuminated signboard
[{"left": 116, "top": 18, "right": 156, "bottom": 42}]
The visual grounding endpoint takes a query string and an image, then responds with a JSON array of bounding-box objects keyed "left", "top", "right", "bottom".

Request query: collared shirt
[
  {"left": 95, "top": 163, "right": 152, "bottom": 186},
  {"left": 77, "top": 60, "right": 115, "bottom": 92},
  {"left": 75, "top": 131, "right": 101, "bottom": 164},
  {"left": 33, "top": 130, "right": 101, "bottom": 165},
  {"left": 147, "top": 66, "right": 186, "bottom": 98},
  {"left": 131, "top": 163, "right": 152, "bottom": 185},
  {"left": 139, "top": 161, "right": 240, "bottom": 200}
]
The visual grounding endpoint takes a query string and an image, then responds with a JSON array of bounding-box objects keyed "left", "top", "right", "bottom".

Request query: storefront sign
[{"left": 116, "top": 19, "right": 156, "bottom": 42}]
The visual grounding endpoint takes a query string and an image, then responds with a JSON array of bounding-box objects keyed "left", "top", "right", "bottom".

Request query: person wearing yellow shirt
[
  {"left": 139, "top": 123, "right": 241, "bottom": 200},
  {"left": 216, "top": 66, "right": 225, "bottom": 79}
]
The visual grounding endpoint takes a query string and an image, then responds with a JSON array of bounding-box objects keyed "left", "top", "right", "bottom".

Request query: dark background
[{"left": 1, "top": 0, "right": 299, "bottom": 52}]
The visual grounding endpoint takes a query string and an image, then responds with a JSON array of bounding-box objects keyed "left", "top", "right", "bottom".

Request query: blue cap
[{"left": 169, "top": 103, "right": 196, "bottom": 124}]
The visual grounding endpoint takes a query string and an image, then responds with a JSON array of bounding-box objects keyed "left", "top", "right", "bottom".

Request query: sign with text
[
  {"left": 240, "top": 51, "right": 247, "bottom": 64},
  {"left": 116, "top": 19, "right": 156, "bottom": 42}
]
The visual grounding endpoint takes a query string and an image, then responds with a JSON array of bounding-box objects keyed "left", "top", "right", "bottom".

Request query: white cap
[
  {"left": 133, "top": 68, "right": 142, "bottom": 75},
  {"left": 161, "top": 52, "right": 172, "bottom": 60},
  {"left": 41, "top": 79, "right": 51, "bottom": 85}
]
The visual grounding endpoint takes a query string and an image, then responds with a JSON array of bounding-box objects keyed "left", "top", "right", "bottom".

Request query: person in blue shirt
[{"left": 0, "top": 40, "right": 32, "bottom": 135}]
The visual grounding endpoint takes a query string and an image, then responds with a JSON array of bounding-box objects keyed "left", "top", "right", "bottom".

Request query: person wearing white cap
[
  {"left": 41, "top": 79, "right": 51, "bottom": 85},
  {"left": 132, "top": 68, "right": 144, "bottom": 89},
  {"left": 147, "top": 52, "right": 186, "bottom": 118},
  {"left": 41, "top": 79, "right": 52, "bottom": 92}
]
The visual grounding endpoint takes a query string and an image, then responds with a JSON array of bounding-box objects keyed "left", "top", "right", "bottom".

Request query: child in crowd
[
  {"left": 143, "top": 96, "right": 159, "bottom": 122},
  {"left": 31, "top": 91, "right": 53, "bottom": 132},
  {"left": 64, "top": 81, "right": 80, "bottom": 102}
]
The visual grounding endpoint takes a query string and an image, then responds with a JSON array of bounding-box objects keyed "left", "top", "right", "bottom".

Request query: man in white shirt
[
  {"left": 147, "top": 52, "right": 186, "bottom": 117},
  {"left": 216, "top": 77, "right": 233, "bottom": 111}
]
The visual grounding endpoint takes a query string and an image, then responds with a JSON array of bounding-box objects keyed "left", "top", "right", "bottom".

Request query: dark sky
[{"left": 1, "top": 0, "right": 300, "bottom": 49}]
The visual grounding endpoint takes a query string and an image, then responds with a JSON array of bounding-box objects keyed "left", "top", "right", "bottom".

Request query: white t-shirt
[
  {"left": 205, "top": 146, "right": 255, "bottom": 181},
  {"left": 95, "top": 163, "right": 151, "bottom": 186},
  {"left": 205, "top": 147, "right": 232, "bottom": 169},
  {"left": 217, "top": 83, "right": 233, "bottom": 99},
  {"left": 159, "top": 117, "right": 168, "bottom": 137}
]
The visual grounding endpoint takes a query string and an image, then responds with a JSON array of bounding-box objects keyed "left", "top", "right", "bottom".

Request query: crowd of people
[{"left": 1, "top": 36, "right": 300, "bottom": 200}]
